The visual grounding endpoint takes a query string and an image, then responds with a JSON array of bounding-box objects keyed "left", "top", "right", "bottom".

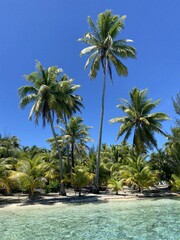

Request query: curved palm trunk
[
  {"left": 94, "top": 60, "right": 107, "bottom": 193},
  {"left": 48, "top": 112, "right": 66, "bottom": 196}
]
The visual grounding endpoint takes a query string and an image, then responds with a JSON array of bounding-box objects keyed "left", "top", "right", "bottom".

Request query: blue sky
[{"left": 0, "top": 0, "right": 179, "bottom": 149}]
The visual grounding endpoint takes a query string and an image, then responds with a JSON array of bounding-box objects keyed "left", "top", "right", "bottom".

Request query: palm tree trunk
[
  {"left": 48, "top": 112, "right": 66, "bottom": 196},
  {"left": 94, "top": 60, "right": 107, "bottom": 193},
  {"left": 63, "top": 116, "right": 71, "bottom": 186},
  {"left": 71, "top": 142, "right": 75, "bottom": 172},
  {"left": 67, "top": 144, "right": 71, "bottom": 175}
]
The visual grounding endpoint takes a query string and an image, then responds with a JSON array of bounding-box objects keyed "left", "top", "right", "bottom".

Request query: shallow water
[{"left": 0, "top": 198, "right": 180, "bottom": 240}]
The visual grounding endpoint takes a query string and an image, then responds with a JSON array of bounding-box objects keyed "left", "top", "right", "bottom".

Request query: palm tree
[
  {"left": 79, "top": 10, "right": 136, "bottom": 192},
  {"left": 0, "top": 158, "right": 12, "bottom": 193},
  {"left": 0, "top": 135, "right": 20, "bottom": 158},
  {"left": 108, "top": 177, "right": 123, "bottom": 195},
  {"left": 110, "top": 87, "right": 170, "bottom": 154},
  {"left": 120, "top": 154, "right": 159, "bottom": 192},
  {"left": 165, "top": 127, "right": 180, "bottom": 177},
  {"left": 63, "top": 165, "right": 94, "bottom": 196},
  {"left": 9, "top": 153, "right": 49, "bottom": 198},
  {"left": 18, "top": 61, "right": 83, "bottom": 195},
  {"left": 60, "top": 116, "right": 93, "bottom": 172}
]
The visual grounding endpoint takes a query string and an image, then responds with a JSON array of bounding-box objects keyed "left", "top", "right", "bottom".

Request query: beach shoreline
[{"left": 0, "top": 190, "right": 179, "bottom": 210}]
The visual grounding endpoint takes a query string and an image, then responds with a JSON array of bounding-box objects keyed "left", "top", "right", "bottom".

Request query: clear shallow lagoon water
[{"left": 0, "top": 198, "right": 179, "bottom": 240}]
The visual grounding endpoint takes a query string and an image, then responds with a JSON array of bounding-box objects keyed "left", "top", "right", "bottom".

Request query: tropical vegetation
[
  {"left": 0, "top": 10, "right": 179, "bottom": 199},
  {"left": 18, "top": 61, "right": 83, "bottom": 195},
  {"left": 110, "top": 87, "right": 170, "bottom": 154},
  {"left": 79, "top": 10, "right": 136, "bottom": 192}
]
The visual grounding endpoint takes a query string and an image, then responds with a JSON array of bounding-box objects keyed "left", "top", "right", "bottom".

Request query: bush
[{"left": 45, "top": 180, "right": 60, "bottom": 193}]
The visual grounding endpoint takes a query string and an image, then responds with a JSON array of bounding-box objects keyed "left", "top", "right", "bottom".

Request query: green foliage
[
  {"left": 108, "top": 177, "right": 123, "bottom": 195},
  {"left": 110, "top": 88, "right": 170, "bottom": 154},
  {"left": 170, "top": 174, "right": 180, "bottom": 192},
  {"left": 45, "top": 180, "right": 60, "bottom": 193},
  {"left": 0, "top": 158, "right": 12, "bottom": 193},
  {"left": 8, "top": 153, "right": 50, "bottom": 198},
  {"left": 59, "top": 116, "right": 93, "bottom": 169},
  {"left": 18, "top": 61, "right": 83, "bottom": 196},
  {"left": 79, "top": 10, "right": 136, "bottom": 79},
  {"left": 149, "top": 149, "right": 172, "bottom": 181},
  {"left": 18, "top": 61, "right": 83, "bottom": 127},
  {"left": 120, "top": 154, "right": 159, "bottom": 192},
  {"left": 63, "top": 166, "right": 94, "bottom": 196},
  {"left": 165, "top": 127, "right": 180, "bottom": 179},
  {"left": 79, "top": 10, "right": 136, "bottom": 191}
]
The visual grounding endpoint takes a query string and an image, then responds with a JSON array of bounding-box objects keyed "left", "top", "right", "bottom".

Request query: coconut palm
[
  {"left": 79, "top": 10, "right": 136, "bottom": 192},
  {"left": 9, "top": 153, "right": 50, "bottom": 198},
  {"left": 18, "top": 61, "right": 83, "bottom": 195},
  {"left": 60, "top": 116, "right": 93, "bottom": 171},
  {"left": 110, "top": 88, "right": 170, "bottom": 154},
  {"left": 165, "top": 127, "right": 180, "bottom": 177},
  {"left": 0, "top": 135, "right": 20, "bottom": 158},
  {"left": 108, "top": 177, "right": 123, "bottom": 195},
  {"left": 120, "top": 154, "right": 159, "bottom": 192},
  {"left": 63, "top": 165, "right": 94, "bottom": 196},
  {"left": 0, "top": 158, "right": 13, "bottom": 193}
]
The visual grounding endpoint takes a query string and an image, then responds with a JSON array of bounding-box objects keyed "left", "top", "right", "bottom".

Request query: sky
[{"left": 0, "top": 0, "right": 179, "bottom": 150}]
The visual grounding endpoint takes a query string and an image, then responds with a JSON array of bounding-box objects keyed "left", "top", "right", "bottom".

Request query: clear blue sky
[{"left": 0, "top": 0, "right": 179, "bottom": 149}]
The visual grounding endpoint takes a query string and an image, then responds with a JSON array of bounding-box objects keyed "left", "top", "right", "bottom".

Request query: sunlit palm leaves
[
  {"left": 79, "top": 10, "right": 136, "bottom": 191},
  {"left": 79, "top": 10, "right": 136, "bottom": 79},
  {"left": 18, "top": 61, "right": 83, "bottom": 195},
  {"left": 9, "top": 153, "right": 50, "bottom": 198},
  {"left": 120, "top": 154, "right": 159, "bottom": 192},
  {"left": 110, "top": 87, "right": 170, "bottom": 153}
]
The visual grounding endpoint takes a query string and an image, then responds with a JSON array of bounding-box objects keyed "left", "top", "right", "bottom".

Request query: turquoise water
[{"left": 0, "top": 198, "right": 179, "bottom": 240}]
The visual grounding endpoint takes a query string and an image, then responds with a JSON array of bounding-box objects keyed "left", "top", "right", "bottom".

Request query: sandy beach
[{"left": 0, "top": 189, "right": 179, "bottom": 211}]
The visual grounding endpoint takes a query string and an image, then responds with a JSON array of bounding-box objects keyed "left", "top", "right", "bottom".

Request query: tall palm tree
[
  {"left": 79, "top": 10, "right": 136, "bottom": 192},
  {"left": 110, "top": 87, "right": 170, "bottom": 154},
  {"left": 18, "top": 61, "right": 83, "bottom": 195}
]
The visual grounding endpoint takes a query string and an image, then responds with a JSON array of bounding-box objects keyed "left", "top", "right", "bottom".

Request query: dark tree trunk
[
  {"left": 71, "top": 142, "right": 75, "bottom": 172},
  {"left": 49, "top": 112, "right": 66, "bottom": 196}
]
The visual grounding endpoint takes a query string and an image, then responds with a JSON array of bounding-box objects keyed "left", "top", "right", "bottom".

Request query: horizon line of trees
[{"left": 0, "top": 89, "right": 179, "bottom": 197}]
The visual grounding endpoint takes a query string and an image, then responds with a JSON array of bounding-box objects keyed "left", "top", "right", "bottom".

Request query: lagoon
[{"left": 0, "top": 198, "right": 180, "bottom": 240}]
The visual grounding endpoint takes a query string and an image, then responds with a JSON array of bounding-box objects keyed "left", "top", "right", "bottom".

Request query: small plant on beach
[{"left": 108, "top": 177, "right": 123, "bottom": 195}]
